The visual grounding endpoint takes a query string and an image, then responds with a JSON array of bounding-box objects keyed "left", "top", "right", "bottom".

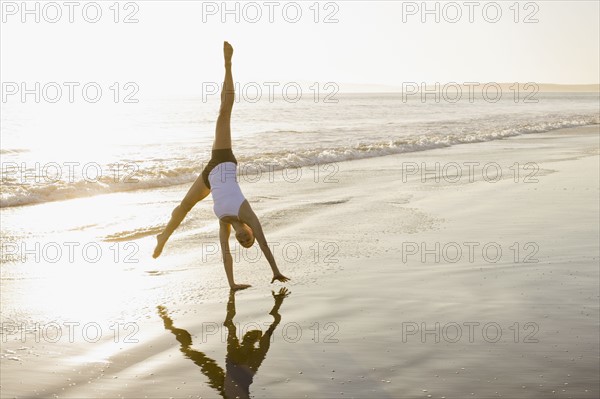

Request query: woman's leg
[
  {"left": 153, "top": 177, "right": 210, "bottom": 258},
  {"left": 153, "top": 42, "right": 235, "bottom": 258},
  {"left": 213, "top": 41, "right": 235, "bottom": 150}
]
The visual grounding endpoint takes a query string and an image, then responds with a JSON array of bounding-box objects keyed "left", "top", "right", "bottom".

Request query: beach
[{"left": 1, "top": 124, "right": 598, "bottom": 399}]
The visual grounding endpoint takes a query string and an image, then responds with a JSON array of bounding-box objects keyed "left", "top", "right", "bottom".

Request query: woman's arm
[
  {"left": 239, "top": 202, "right": 290, "bottom": 283},
  {"left": 220, "top": 220, "right": 251, "bottom": 290}
]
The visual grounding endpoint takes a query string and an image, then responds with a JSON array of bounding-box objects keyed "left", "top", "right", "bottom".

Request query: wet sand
[{"left": 1, "top": 125, "right": 599, "bottom": 398}]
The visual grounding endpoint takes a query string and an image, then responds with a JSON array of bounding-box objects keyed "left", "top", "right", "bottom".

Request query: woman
[{"left": 153, "top": 41, "right": 289, "bottom": 290}]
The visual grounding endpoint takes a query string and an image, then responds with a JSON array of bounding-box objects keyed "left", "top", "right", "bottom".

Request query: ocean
[{"left": 2, "top": 92, "right": 598, "bottom": 209}]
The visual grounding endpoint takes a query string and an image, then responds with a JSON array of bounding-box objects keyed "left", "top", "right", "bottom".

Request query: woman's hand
[{"left": 271, "top": 273, "right": 290, "bottom": 284}]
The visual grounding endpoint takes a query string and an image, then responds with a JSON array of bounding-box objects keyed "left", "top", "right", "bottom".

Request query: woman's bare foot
[
  {"left": 224, "top": 41, "right": 233, "bottom": 64},
  {"left": 153, "top": 233, "right": 167, "bottom": 258},
  {"left": 230, "top": 283, "right": 251, "bottom": 291}
]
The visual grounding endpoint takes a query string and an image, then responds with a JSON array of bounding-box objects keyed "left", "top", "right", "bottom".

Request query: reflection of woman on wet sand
[
  {"left": 153, "top": 41, "right": 289, "bottom": 290},
  {"left": 157, "top": 288, "right": 290, "bottom": 399}
]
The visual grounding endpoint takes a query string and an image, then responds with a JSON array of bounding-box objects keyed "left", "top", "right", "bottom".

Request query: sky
[{"left": 1, "top": 0, "right": 599, "bottom": 96}]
